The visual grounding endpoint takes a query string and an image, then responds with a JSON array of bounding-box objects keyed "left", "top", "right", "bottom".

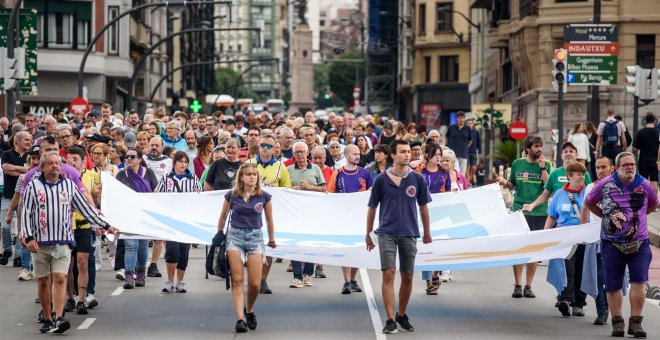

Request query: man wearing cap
[
  {"left": 523, "top": 141, "right": 593, "bottom": 212},
  {"left": 222, "top": 118, "right": 246, "bottom": 148},
  {"left": 124, "top": 131, "right": 137, "bottom": 148},
  {"left": 0, "top": 130, "right": 32, "bottom": 266},
  {"left": 444, "top": 111, "right": 472, "bottom": 175}
]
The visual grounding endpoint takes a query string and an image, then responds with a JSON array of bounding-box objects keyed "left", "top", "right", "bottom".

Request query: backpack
[
  {"left": 602, "top": 120, "right": 619, "bottom": 146},
  {"left": 206, "top": 231, "right": 231, "bottom": 289}
]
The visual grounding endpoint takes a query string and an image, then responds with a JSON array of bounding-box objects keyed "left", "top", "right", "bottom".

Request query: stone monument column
[{"left": 289, "top": 3, "right": 315, "bottom": 114}]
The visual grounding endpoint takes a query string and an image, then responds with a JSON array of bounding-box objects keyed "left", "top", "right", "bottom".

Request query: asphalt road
[{"left": 1, "top": 246, "right": 659, "bottom": 339}]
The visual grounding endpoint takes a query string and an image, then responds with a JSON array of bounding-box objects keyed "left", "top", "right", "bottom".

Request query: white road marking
[
  {"left": 77, "top": 318, "right": 96, "bottom": 330},
  {"left": 646, "top": 298, "right": 660, "bottom": 309},
  {"left": 360, "top": 268, "right": 386, "bottom": 340},
  {"left": 111, "top": 287, "right": 124, "bottom": 296}
]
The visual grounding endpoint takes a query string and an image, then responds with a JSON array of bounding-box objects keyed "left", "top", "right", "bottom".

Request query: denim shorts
[
  {"left": 226, "top": 227, "right": 265, "bottom": 263},
  {"left": 378, "top": 234, "right": 417, "bottom": 274}
]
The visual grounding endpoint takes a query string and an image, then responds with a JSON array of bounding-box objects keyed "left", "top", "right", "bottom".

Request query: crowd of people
[{"left": 0, "top": 104, "right": 658, "bottom": 336}]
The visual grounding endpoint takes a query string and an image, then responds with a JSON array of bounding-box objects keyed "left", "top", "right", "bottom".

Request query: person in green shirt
[
  {"left": 523, "top": 141, "right": 592, "bottom": 213},
  {"left": 498, "top": 135, "right": 552, "bottom": 299}
]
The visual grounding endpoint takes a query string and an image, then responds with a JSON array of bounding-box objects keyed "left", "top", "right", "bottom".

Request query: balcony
[
  {"left": 251, "top": 47, "right": 272, "bottom": 56},
  {"left": 129, "top": 17, "right": 150, "bottom": 48}
]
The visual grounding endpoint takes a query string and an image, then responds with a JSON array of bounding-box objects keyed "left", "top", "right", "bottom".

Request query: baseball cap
[
  {"left": 85, "top": 133, "right": 112, "bottom": 144},
  {"left": 222, "top": 118, "right": 236, "bottom": 126},
  {"left": 28, "top": 145, "right": 40, "bottom": 154},
  {"left": 124, "top": 131, "right": 136, "bottom": 148},
  {"left": 561, "top": 141, "right": 577, "bottom": 152},
  {"left": 409, "top": 141, "right": 422, "bottom": 147}
]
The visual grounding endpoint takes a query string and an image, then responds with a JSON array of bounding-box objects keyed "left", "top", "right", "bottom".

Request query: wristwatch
[{"left": 540, "top": 167, "right": 547, "bottom": 171}]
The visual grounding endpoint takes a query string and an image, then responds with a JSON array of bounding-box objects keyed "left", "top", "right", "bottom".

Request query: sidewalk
[{"left": 647, "top": 211, "right": 660, "bottom": 289}]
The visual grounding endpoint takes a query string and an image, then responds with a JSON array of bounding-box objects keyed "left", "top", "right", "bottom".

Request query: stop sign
[
  {"left": 509, "top": 121, "right": 528, "bottom": 141},
  {"left": 70, "top": 97, "right": 89, "bottom": 114}
]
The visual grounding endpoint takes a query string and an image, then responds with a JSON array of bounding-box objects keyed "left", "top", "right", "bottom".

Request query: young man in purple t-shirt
[
  {"left": 366, "top": 140, "right": 431, "bottom": 334},
  {"left": 584, "top": 152, "right": 658, "bottom": 338}
]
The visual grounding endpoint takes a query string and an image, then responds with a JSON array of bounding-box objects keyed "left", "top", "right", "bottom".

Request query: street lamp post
[
  {"left": 127, "top": 27, "right": 261, "bottom": 109},
  {"left": 76, "top": 0, "right": 233, "bottom": 98},
  {"left": 4, "top": 0, "right": 24, "bottom": 121}
]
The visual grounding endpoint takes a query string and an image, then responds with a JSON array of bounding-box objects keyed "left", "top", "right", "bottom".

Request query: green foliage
[
  {"left": 214, "top": 67, "right": 257, "bottom": 100},
  {"left": 491, "top": 140, "right": 519, "bottom": 166},
  {"left": 328, "top": 51, "right": 364, "bottom": 107}
]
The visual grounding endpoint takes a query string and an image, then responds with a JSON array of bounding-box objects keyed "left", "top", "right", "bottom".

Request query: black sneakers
[
  {"left": 349, "top": 280, "right": 362, "bottom": 293},
  {"left": 0, "top": 251, "right": 11, "bottom": 265},
  {"left": 259, "top": 280, "right": 272, "bottom": 294},
  {"left": 594, "top": 313, "right": 608, "bottom": 325},
  {"left": 147, "top": 263, "right": 162, "bottom": 277},
  {"left": 50, "top": 317, "right": 70, "bottom": 334},
  {"left": 382, "top": 319, "right": 398, "bottom": 334},
  {"left": 39, "top": 320, "right": 54, "bottom": 333},
  {"left": 395, "top": 313, "right": 414, "bottom": 332},
  {"left": 558, "top": 301, "right": 571, "bottom": 317},
  {"left": 64, "top": 299, "right": 76, "bottom": 312},
  {"left": 12, "top": 256, "right": 21, "bottom": 267},
  {"left": 523, "top": 285, "right": 536, "bottom": 298},
  {"left": 235, "top": 319, "right": 248, "bottom": 333},
  {"left": 245, "top": 308, "right": 257, "bottom": 330},
  {"left": 76, "top": 301, "right": 88, "bottom": 315},
  {"left": 512, "top": 284, "right": 523, "bottom": 298},
  {"left": 341, "top": 281, "right": 351, "bottom": 294}
]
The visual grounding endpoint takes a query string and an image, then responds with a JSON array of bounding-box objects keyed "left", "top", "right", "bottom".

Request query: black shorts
[
  {"left": 524, "top": 215, "right": 547, "bottom": 232},
  {"left": 639, "top": 166, "right": 658, "bottom": 182},
  {"left": 73, "top": 229, "right": 95, "bottom": 253},
  {"left": 468, "top": 154, "right": 478, "bottom": 166}
]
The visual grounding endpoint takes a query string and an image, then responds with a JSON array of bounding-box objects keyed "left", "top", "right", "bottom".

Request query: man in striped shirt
[{"left": 22, "top": 152, "right": 117, "bottom": 334}]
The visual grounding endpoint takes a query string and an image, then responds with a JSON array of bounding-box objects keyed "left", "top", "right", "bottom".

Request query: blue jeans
[
  {"left": 422, "top": 271, "right": 442, "bottom": 281},
  {"left": 1, "top": 197, "right": 12, "bottom": 253},
  {"left": 292, "top": 261, "right": 314, "bottom": 280},
  {"left": 595, "top": 252, "right": 608, "bottom": 315},
  {"left": 21, "top": 247, "right": 31, "bottom": 270},
  {"left": 124, "top": 239, "right": 148, "bottom": 273}
]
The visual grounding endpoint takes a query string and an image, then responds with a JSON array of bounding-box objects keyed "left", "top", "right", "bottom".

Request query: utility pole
[
  {"left": 4, "top": 0, "right": 23, "bottom": 121},
  {"left": 588, "top": 0, "right": 602, "bottom": 126},
  {"left": 557, "top": 81, "right": 565, "bottom": 167}
]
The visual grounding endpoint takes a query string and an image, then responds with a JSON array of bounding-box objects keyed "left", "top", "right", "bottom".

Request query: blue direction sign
[{"left": 564, "top": 24, "right": 618, "bottom": 42}]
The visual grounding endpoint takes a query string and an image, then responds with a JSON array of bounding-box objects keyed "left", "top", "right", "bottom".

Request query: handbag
[{"left": 205, "top": 196, "right": 233, "bottom": 289}]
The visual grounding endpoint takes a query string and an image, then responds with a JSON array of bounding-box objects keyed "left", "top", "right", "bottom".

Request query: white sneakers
[
  {"left": 441, "top": 271, "right": 452, "bottom": 282},
  {"left": 115, "top": 269, "right": 125, "bottom": 281},
  {"left": 303, "top": 275, "right": 313, "bottom": 286},
  {"left": 18, "top": 268, "right": 33, "bottom": 281},
  {"left": 85, "top": 294, "right": 98, "bottom": 309},
  {"left": 289, "top": 279, "right": 304, "bottom": 288}
]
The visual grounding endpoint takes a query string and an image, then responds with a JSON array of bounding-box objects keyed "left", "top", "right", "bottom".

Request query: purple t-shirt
[
  {"left": 224, "top": 191, "right": 272, "bottom": 229},
  {"left": 21, "top": 164, "right": 86, "bottom": 196},
  {"left": 368, "top": 170, "right": 432, "bottom": 237},
  {"left": 585, "top": 174, "right": 659, "bottom": 243},
  {"left": 328, "top": 167, "right": 373, "bottom": 193},
  {"left": 417, "top": 166, "right": 451, "bottom": 193}
]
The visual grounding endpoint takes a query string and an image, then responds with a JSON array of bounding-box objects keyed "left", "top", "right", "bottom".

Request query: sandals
[
  {"left": 431, "top": 274, "right": 441, "bottom": 289},
  {"left": 426, "top": 285, "right": 438, "bottom": 295}
]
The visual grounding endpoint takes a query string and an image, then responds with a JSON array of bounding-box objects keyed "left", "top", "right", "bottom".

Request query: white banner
[{"left": 100, "top": 173, "right": 599, "bottom": 271}]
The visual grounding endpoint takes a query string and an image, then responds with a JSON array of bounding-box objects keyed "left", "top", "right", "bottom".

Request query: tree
[
  {"left": 214, "top": 67, "right": 257, "bottom": 100},
  {"left": 328, "top": 51, "right": 365, "bottom": 107}
]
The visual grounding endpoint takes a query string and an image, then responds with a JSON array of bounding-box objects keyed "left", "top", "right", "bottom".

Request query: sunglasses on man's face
[
  {"left": 125, "top": 155, "right": 140, "bottom": 159},
  {"left": 259, "top": 143, "right": 274, "bottom": 149}
]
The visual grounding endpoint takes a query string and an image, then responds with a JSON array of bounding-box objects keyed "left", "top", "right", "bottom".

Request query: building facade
[
  {"left": 473, "top": 0, "right": 660, "bottom": 145},
  {"left": 11, "top": 0, "right": 168, "bottom": 115},
  {"left": 410, "top": 0, "right": 473, "bottom": 128},
  {"left": 215, "top": 0, "right": 282, "bottom": 102}
]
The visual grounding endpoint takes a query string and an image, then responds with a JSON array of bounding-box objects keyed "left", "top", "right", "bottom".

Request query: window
[
  {"left": 424, "top": 56, "right": 431, "bottom": 83},
  {"left": 439, "top": 56, "right": 458, "bottom": 82},
  {"left": 636, "top": 35, "right": 655, "bottom": 69},
  {"left": 27, "top": 0, "right": 91, "bottom": 49},
  {"left": 418, "top": 4, "right": 426, "bottom": 34},
  {"left": 108, "top": 6, "right": 120, "bottom": 54},
  {"left": 436, "top": 3, "right": 452, "bottom": 32}
]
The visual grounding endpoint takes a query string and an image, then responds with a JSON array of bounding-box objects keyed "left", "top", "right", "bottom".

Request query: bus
[{"left": 266, "top": 99, "right": 285, "bottom": 114}]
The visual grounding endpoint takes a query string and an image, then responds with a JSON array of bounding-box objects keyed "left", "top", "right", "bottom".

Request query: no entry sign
[{"left": 509, "top": 121, "right": 528, "bottom": 141}]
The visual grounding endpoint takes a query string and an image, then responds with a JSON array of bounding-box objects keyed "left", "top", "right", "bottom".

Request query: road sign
[
  {"left": 508, "top": 121, "right": 528, "bottom": 141},
  {"left": 70, "top": 97, "right": 89, "bottom": 113},
  {"left": 0, "top": 9, "right": 37, "bottom": 95},
  {"left": 564, "top": 24, "right": 618, "bottom": 42},
  {"left": 567, "top": 56, "right": 617, "bottom": 73},
  {"left": 564, "top": 42, "right": 620, "bottom": 56},
  {"left": 567, "top": 73, "right": 617, "bottom": 85}
]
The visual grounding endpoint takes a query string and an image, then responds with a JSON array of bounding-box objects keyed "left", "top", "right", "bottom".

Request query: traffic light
[
  {"left": 625, "top": 66, "right": 656, "bottom": 100},
  {"left": 354, "top": 99, "right": 359, "bottom": 106},
  {"left": 4, "top": 57, "right": 17, "bottom": 91},
  {"left": 482, "top": 112, "right": 491, "bottom": 129},
  {"left": 654, "top": 68, "right": 660, "bottom": 99},
  {"left": 552, "top": 48, "right": 567, "bottom": 93},
  {"left": 323, "top": 91, "right": 334, "bottom": 100}
]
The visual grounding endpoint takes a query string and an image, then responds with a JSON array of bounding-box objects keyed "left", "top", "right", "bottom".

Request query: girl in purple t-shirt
[{"left": 217, "top": 163, "right": 276, "bottom": 333}]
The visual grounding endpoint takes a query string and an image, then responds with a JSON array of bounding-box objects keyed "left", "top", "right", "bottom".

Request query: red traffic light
[{"left": 554, "top": 49, "right": 567, "bottom": 61}]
